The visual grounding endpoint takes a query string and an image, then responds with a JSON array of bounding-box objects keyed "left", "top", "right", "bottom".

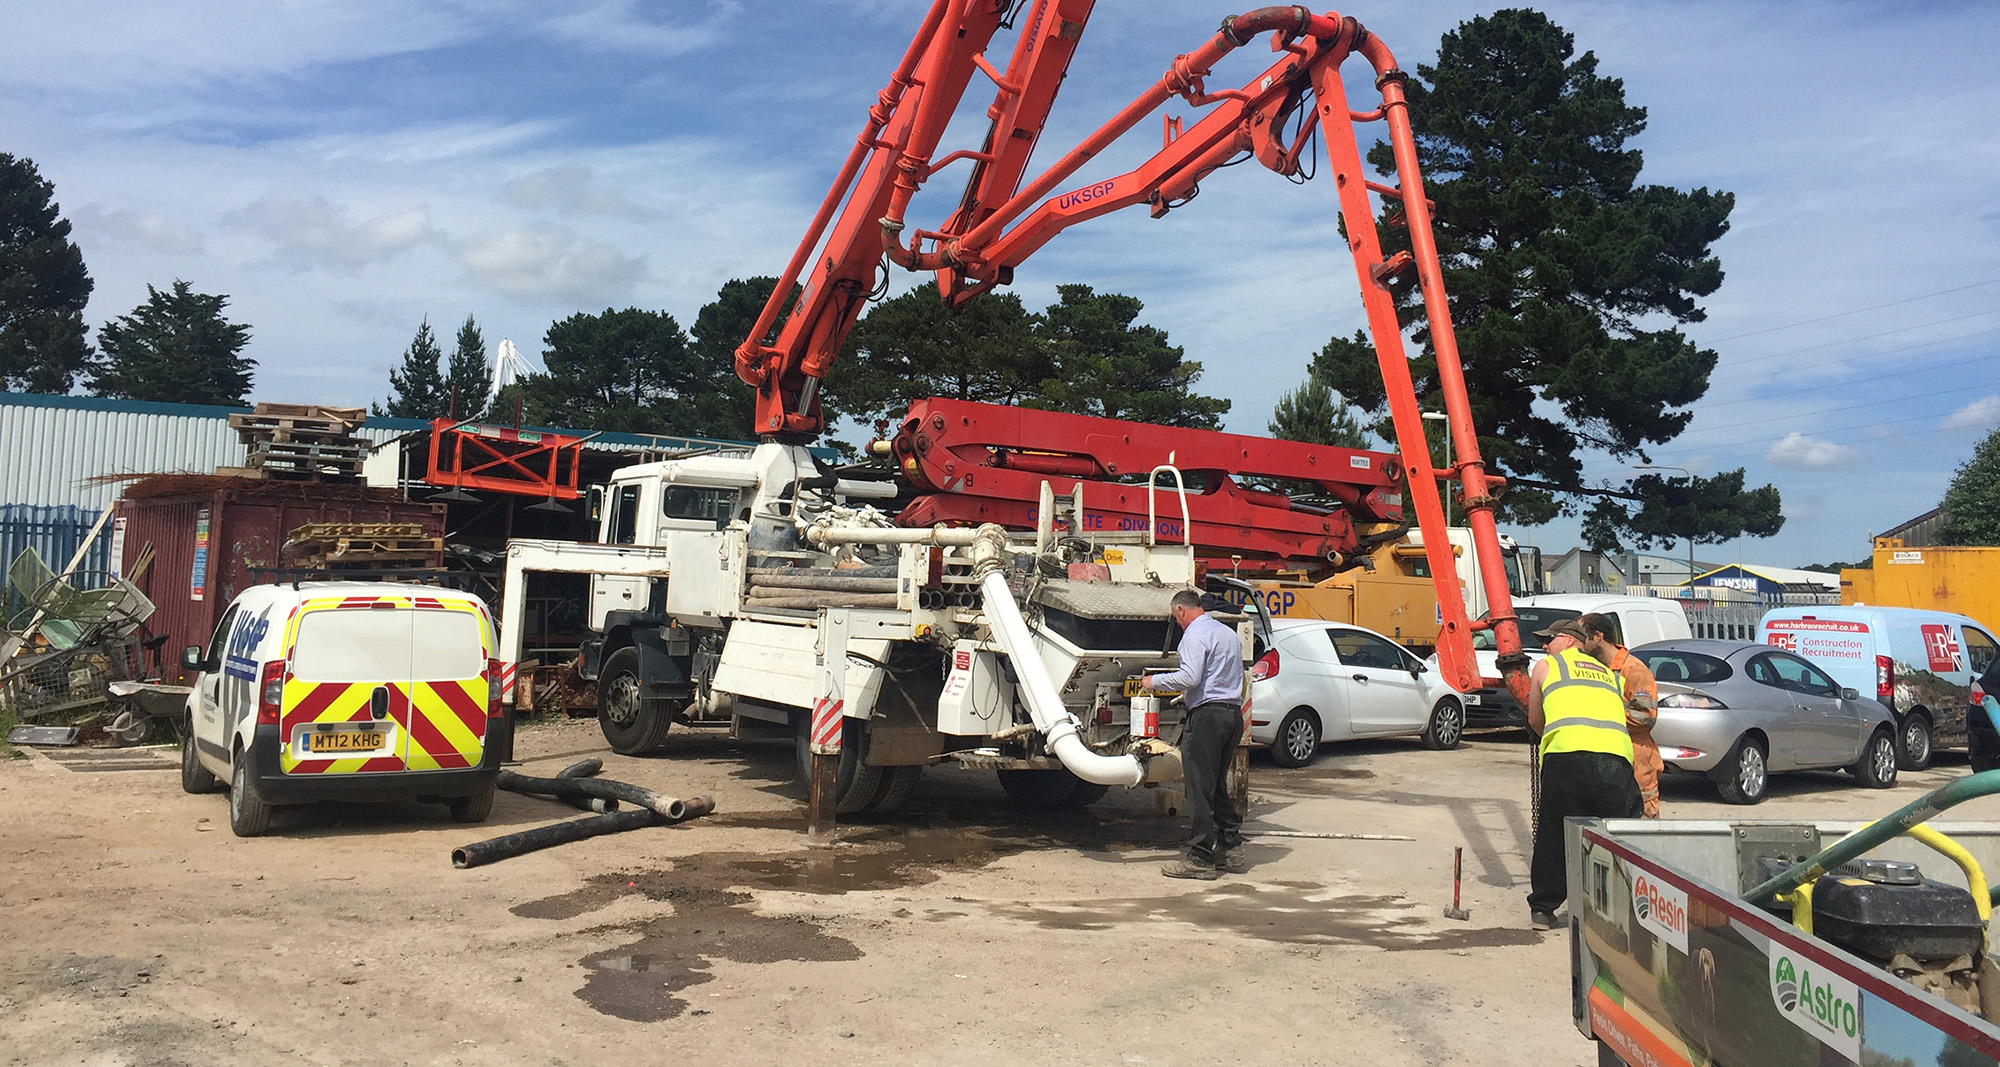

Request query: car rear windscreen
[
  {"left": 290, "top": 608, "right": 484, "bottom": 683},
  {"left": 1635, "top": 650, "right": 1732, "bottom": 685}
]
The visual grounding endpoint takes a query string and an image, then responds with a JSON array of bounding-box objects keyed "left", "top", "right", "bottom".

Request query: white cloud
[
  {"left": 540, "top": 1, "right": 734, "bottom": 57},
  {"left": 69, "top": 204, "right": 204, "bottom": 255},
  {"left": 1766, "top": 432, "right": 1863, "bottom": 470},
  {"left": 503, "top": 166, "right": 655, "bottom": 220},
  {"left": 1942, "top": 394, "right": 2000, "bottom": 431},
  {"left": 224, "top": 194, "right": 437, "bottom": 274},
  {"left": 456, "top": 226, "right": 646, "bottom": 304}
]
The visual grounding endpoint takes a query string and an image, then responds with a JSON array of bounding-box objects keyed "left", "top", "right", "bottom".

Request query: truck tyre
[
  {"left": 181, "top": 731, "right": 219, "bottom": 794},
  {"left": 449, "top": 783, "right": 497, "bottom": 823},
  {"left": 1269, "top": 708, "right": 1321, "bottom": 768},
  {"left": 1421, "top": 697, "right": 1465, "bottom": 751},
  {"left": 1712, "top": 735, "right": 1768, "bottom": 805},
  {"left": 229, "top": 749, "right": 274, "bottom": 837},
  {"left": 597, "top": 646, "right": 673, "bottom": 755},
  {"left": 1852, "top": 728, "right": 1898, "bottom": 789},
  {"left": 1897, "top": 711, "right": 1933, "bottom": 771},
  {"left": 996, "top": 767, "right": 1105, "bottom": 809},
  {"left": 792, "top": 715, "right": 885, "bottom": 815},
  {"left": 869, "top": 765, "right": 924, "bottom": 814}
]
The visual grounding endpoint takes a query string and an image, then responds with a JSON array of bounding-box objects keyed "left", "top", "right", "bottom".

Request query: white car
[{"left": 1249, "top": 619, "right": 1467, "bottom": 767}]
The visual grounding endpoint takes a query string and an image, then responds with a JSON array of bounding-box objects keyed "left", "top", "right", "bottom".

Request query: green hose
[{"left": 1745, "top": 769, "right": 2000, "bottom": 907}]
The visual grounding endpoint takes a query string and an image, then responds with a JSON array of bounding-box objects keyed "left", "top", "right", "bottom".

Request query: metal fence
[{"left": 0, "top": 505, "right": 110, "bottom": 619}]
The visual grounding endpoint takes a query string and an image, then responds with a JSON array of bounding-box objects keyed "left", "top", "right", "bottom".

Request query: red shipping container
[{"left": 115, "top": 476, "right": 446, "bottom": 683}]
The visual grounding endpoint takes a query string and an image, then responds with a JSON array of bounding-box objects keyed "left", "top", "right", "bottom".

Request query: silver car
[{"left": 1632, "top": 639, "right": 1899, "bottom": 805}]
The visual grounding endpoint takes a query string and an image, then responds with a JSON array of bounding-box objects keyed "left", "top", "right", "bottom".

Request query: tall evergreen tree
[
  {"left": 688, "top": 277, "right": 786, "bottom": 436},
  {"left": 1305, "top": 9, "right": 1778, "bottom": 546},
  {"left": 87, "top": 281, "right": 253, "bottom": 405},
  {"left": 834, "top": 287, "right": 1046, "bottom": 426},
  {"left": 381, "top": 319, "right": 448, "bottom": 419},
  {"left": 517, "top": 306, "right": 731, "bottom": 436},
  {"left": 0, "top": 153, "right": 94, "bottom": 393},
  {"left": 1031, "top": 284, "right": 1230, "bottom": 429},
  {"left": 444, "top": 315, "right": 491, "bottom": 419},
  {"left": 1937, "top": 425, "right": 2000, "bottom": 547},
  {"left": 1269, "top": 379, "right": 1368, "bottom": 448}
]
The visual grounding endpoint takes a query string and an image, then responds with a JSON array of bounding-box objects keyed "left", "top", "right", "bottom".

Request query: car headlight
[{"left": 1659, "top": 692, "right": 1727, "bottom": 710}]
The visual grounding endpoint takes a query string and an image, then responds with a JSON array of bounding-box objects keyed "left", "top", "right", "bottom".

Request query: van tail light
[
  {"left": 257, "top": 661, "right": 286, "bottom": 725},
  {"left": 1877, "top": 655, "right": 1895, "bottom": 704},
  {"left": 487, "top": 658, "right": 504, "bottom": 719},
  {"left": 1249, "top": 651, "right": 1280, "bottom": 682}
]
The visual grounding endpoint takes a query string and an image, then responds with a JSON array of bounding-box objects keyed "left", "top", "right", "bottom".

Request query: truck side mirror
[
  {"left": 586, "top": 486, "right": 603, "bottom": 526},
  {"left": 180, "top": 645, "right": 206, "bottom": 672}
]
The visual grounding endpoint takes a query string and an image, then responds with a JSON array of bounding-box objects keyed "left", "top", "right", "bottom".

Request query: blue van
[{"left": 1760, "top": 606, "right": 2000, "bottom": 771}]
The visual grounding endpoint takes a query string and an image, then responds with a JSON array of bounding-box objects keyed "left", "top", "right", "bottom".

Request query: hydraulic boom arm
[{"left": 736, "top": 4, "right": 1529, "bottom": 702}]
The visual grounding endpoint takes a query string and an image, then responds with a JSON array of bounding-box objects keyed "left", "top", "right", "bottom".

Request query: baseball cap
[{"left": 1533, "top": 618, "right": 1589, "bottom": 643}]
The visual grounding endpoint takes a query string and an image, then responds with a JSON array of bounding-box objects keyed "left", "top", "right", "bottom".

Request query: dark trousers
[
  {"left": 1529, "top": 750, "right": 1643, "bottom": 913},
  {"left": 1180, "top": 701, "right": 1244, "bottom": 865}
]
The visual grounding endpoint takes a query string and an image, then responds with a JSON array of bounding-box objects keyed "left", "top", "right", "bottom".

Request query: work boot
[
  {"left": 1530, "top": 909, "right": 1560, "bottom": 931},
  {"left": 1161, "top": 858, "right": 1221, "bottom": 881},
  {"left": 1217, "top": 846, "right": 1248, "bottom": 873}
]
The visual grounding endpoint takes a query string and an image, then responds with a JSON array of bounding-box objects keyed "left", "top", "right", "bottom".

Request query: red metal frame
[
  {"left": 425, "top": 420, "right": 583, "bottom": 500},
  {"left": 738, "top": 5, "right": 1527, "bottom": 698}
]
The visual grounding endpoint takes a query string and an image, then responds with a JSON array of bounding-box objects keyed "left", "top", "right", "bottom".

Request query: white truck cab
[{"left": 179, "top": 581, "right": 506, "bottom": 836}]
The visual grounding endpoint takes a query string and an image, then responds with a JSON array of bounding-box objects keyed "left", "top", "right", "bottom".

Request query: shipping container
[
  {"left": 115, "top": 475, "right": 446, "bottom": 682},
  {"left": 1843, "top": 537, "right": 2000, "bottom": 631}
]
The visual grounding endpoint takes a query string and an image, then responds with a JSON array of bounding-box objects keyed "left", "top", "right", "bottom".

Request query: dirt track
[{"left": 1, "top": 719, "right": 1966, "bottom": 1066}]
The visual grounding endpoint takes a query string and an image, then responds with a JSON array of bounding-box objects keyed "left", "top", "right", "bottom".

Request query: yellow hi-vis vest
[{"left": 1539, "top": 647, "right": 1634, "bottom": 765}]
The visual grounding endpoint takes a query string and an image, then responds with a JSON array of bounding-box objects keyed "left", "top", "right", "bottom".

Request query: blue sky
[{"left": 6, "top": 1, "right": 1999, "bottom": 567}]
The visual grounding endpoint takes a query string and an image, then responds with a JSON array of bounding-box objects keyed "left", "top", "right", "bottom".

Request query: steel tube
[
  {"left": 743, "top": 592, "right": 902, "bottom": 610},
  {"left": 556, "top": 756, "right": 616, "bottom": 813},
  {"left": 746, "top": 574, "right": 899, "bottom": 593},
  {"left": 452, "top": 808, "right": 662, "bottom": 869}
]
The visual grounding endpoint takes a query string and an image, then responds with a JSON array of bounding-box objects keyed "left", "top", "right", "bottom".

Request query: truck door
[{"left": 591, "top": 482, "right": 650, "bottom": 630}]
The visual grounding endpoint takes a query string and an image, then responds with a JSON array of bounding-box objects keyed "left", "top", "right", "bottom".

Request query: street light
[
  {"left": 1636, "top": 464, "right": 1695, "bottom": 589},
  {"left": 1423, "top": 411, "right": 1451, "bottom": 526}
]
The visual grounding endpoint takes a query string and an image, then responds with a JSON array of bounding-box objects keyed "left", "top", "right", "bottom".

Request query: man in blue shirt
[{"left": 1142, "top": 588, "right": 1246, "bottom": 879}]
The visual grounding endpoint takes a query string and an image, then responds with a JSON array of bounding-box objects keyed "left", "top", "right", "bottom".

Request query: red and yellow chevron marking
[{"left": 278, "top": 594, "right": 493, "bottom": 776}]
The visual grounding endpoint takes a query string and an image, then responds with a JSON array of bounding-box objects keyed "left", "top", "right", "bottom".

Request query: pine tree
[
  {"left": 381, "top": 319, "right": 448, "bottom": 420},
  {"left": 0, "top": 153, "right": 93, "bottom": 393},
  {"left": 444, "top": 315, "right": 491, "bottom": 419},
  {"left": 1269, "top": 379, "right": 1368, "bottom": 448},
  {"left": 87, "top": 281, "right": 253, "bottom": 405}
]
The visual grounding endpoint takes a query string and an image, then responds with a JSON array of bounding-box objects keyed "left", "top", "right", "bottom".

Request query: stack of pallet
[
  {"left": 284, "top": 522, "right": 443, "bottom": 570},
  {"left": 225, "top": 403, "right": 369, "bottom": 481}
]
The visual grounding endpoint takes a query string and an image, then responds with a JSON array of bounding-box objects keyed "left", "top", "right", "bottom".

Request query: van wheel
[
  {"left": 449, "top": 784, "right": 496, "bottom": 823},
  {"left": 597, "top": 646, "right": 673, "bottom": 755},
  {"left": 1422, "top": 697, "right": 1465, "bottom": 751},
  {"left": 1897, "top": 712, "right": 1933, "bottom": 771},
  {"left": 1712, "top": 736, "right": 1768, "bottom": 805},
  {"left": 228, "top": 751, "right": 274, "bottom": 837},
  {"left": 1270, "top": 708, "right": 1321, "bottom": 768},
  {"left": 181, "top": 731, "right": 219, "bottom": 794},
  {"left": 1853, "top": 729, "right": 1899, "bottom": 789}
]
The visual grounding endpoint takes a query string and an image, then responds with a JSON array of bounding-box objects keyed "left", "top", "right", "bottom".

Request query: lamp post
[
  {"left": 1423, "top": 411, "right": 1451, "bottom": 527},
  {"left": 1636, "top": 464, "right": 1694, "bottom": 589}
]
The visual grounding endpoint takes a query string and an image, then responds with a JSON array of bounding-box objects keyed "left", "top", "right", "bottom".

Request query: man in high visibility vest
[
  {"left": 1525, "top": 618, "right": 1643, "bottom": 930},
  {"left": 1579, "top": 611, "right": 1662, "bottom": 818}
]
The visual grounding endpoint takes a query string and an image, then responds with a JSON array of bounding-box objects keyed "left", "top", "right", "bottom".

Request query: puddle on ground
[
  {"left": 987, "top": 883, "right": 1541, "bottom": 952},
  {"left": 566, "top": 886, "right": 860, "bottom": 1022}
]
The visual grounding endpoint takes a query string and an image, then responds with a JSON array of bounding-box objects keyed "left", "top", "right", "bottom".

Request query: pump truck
[{"left": 496, "top": 4, "right": 1532, "bottom": 816}]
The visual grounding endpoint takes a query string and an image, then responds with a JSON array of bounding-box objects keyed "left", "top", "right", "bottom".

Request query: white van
[
  {"left": 179, "top": 581, "right": 507, "bottom": 836},
  {"left": 1442, "top": 594, "right": 1693, "bottom": 727},
  {"left": 1760, "top": 606, "right": 2000, "bottom": 771}
]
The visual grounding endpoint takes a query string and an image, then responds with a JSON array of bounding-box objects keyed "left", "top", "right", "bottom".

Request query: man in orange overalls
[{"left": 1580, "top": 612, "right": 1662, "bottom": 818}]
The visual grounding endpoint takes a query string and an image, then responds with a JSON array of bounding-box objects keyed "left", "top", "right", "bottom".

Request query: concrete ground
[{"left": 0, "top": 719, "right": 1972, "bottom": 1066}]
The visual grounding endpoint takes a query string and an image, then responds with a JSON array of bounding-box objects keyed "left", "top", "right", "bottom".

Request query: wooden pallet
[
  {"left": 230, "top": 413, "right": 361, "bottom": 439},
  {"left": 248, "top": 439, "right": 368, "bottom": 462},
  {"left": 290, "top": 552, "right": 439, "bottom": 569}
]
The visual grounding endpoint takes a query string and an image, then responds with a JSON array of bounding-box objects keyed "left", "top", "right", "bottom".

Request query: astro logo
[
  {"left": 1630, "top": 872, "right": 1688, "bottom": 951},
  {"left": 1769, "top": 954, "right": 1862, "bottom": 1059}
]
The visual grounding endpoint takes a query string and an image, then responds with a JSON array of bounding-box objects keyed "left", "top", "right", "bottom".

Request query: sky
[{"left": 5, "top": 0, "right": 1999, "bottom": 568}]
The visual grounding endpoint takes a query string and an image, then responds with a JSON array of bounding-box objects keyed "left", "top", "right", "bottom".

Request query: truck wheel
[
  {"left": 449, "top": 783, "right": 497, "bottom": 823},
  {"left": 868, "top": 765, "right": 924, "bottom": 814},
  {"left": 996, "top": 767, "right": 1105, "bottom": 809},
  {"left": 1897, "top": 712, "right": 1933, "bottom": 771},
  {"left": 1712, "top": 736, "right": 1768, "bottom": 805},
  {"left": 228, "top": 749, "right": 274, "bottom": 837},
  {"left": 792, "top": 714, "right": 884, "bottom": 815},
  {"left": 181, "top": 731, "right": 219, "bottom": 794},
  {"left": 1852, "top": 728, "right": 1898, "bottom": 789},
  {"left": 1269, "top": 708, "right": 1321, "bottom": 768},
  {"left": 1422, "top": 697, "right": 1465, "bottom": 751},
  {"left": 597, "top": 646, "right": 673, "bottom": 755}
]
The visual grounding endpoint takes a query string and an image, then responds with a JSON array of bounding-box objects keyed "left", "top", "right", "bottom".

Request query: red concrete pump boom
[{"left": 736, "top": 4, "right": 1530, "bottom": 702}]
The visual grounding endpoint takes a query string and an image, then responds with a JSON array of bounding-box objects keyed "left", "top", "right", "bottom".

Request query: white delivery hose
[{"left": 977, "top": 569, "right": 1146, "bottom": 788}]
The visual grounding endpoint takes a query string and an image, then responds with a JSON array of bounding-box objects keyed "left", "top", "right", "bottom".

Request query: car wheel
[
  {"left": 180, "top": 731, "right": 219, "bottom": 794},
  {"left": 228, "top": 748, "right": 274, "bottom": 837},
  {"left": 1852, "top": 729, "right": 1898, "bottom": 789},
  {"left": 596, "top": 646, "right": 673, "bottom": 755},
  {"left": 1269, "top": 708, "right": 1321, "bottom": 768},
  {"left": 1897, "top": 712, "right": 1933, "bottom": 771},
  {"left": 1421, "top": 697, "right": 1465, "bottom": 751},
  {"left": 448, "top": 783, "right": 497, "bottom": 823},
  {"left": 1713, "top": 736, "right": 1768, "bottom": 805}
]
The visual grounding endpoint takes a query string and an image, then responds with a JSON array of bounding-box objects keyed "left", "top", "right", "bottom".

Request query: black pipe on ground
[
  {"left": 451, "top": 794, "right": 716, "bottom": 869},
  {"left": 557, "top": 757, "right": 616, "bottom": 813},
  {"left": 497, "top": 769, "right": 700, "bottom": 819}
]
